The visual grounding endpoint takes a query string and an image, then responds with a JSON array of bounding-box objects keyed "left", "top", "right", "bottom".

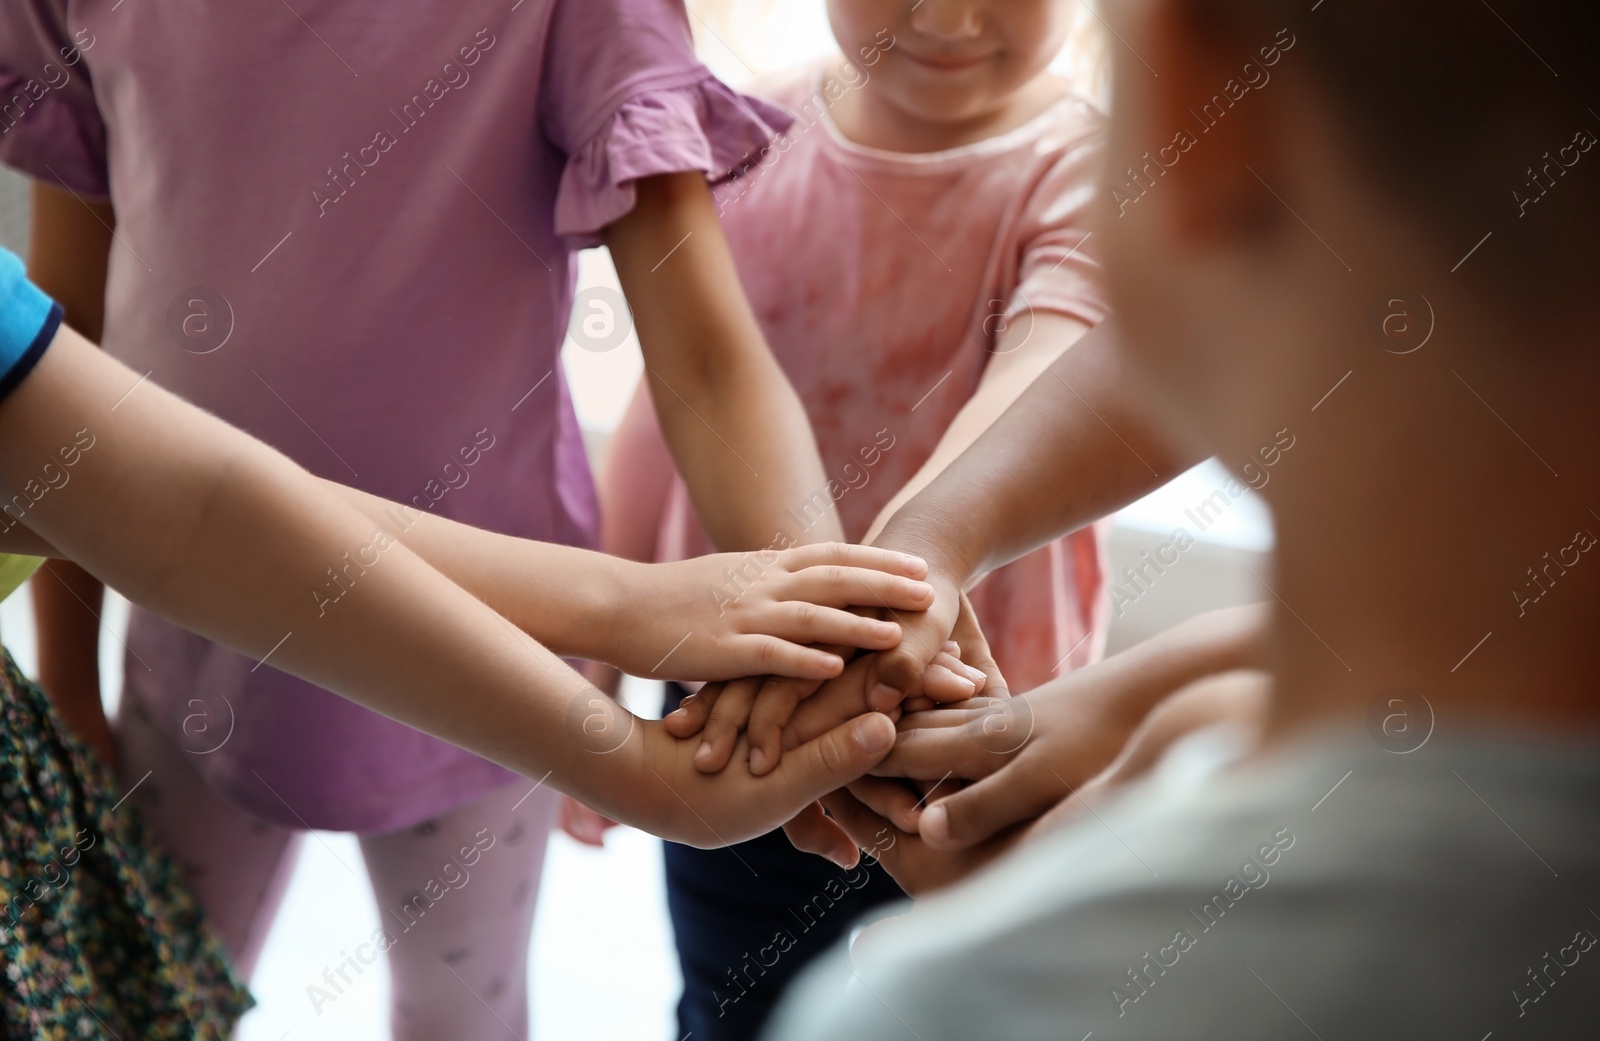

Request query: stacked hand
[{"left": 613, "top": 542, "right": 938, "bottom": 682}]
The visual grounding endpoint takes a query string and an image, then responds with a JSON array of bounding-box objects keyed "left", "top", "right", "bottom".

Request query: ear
[{"left": 1143, "top": 0, "right": 1286, "bottom": 244}]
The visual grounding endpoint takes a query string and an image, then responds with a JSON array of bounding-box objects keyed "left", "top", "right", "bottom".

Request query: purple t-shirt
[{"left": 0, "top": 0, "right": 789, "bottom": 831}]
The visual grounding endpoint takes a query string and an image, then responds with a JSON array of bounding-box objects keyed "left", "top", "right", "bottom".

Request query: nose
[{"left": 909, "top": 0, "right": 984, "bottom": 42}]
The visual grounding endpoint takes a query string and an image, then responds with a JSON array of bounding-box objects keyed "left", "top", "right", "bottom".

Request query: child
[
  {"left": 0, "top": 249, "right": 922, "bottom": 1036},
  {"left": 589, "top": 2, "right": 1160, "bottom": 1035},
  {"left": 771, "top": 0, "right": 1600, "bottom": 1038},
  {"left": 0, "top": 1, "right": 864, "bottom": 1035}
]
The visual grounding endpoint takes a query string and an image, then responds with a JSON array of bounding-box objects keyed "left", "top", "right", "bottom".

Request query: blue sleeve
[{"left": 0, "top": 245, "right": 62, "bottom": 403}]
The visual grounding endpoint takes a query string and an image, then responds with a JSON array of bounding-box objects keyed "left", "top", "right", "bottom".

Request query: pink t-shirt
[
  {"left": 644, "top": 64, "right": 1113, "bottom": 691},
  {"left": 0, "top": 0, "right": 790, "bottom": 831}
]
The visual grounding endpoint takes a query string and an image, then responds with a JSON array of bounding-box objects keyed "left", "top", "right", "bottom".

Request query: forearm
[
  {"left": 865, "top": 313, "right": 1085, "bottom": 541},
  {"left": 605, "top": 172, "right": 840, "bottom": 550},
  {"left": 875, "top": 320, "right": 1194, "bottom": 583},
  {"left": 324, "top": 480, "right": 628, "bottom": 662},
  {"left": 1, "top": 331, "right": 648, "bottom": 821},
  {"left": 1065, "top": 603, "right": 1271, "bottom": 729}
]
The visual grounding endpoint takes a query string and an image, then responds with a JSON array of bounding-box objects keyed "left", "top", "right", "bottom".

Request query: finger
[
  {"left": 664, "top": 683, "right": 720, "bottom": 738},
  {"left": 921, "top": 656, "right": 981, "bottom": 703},
  {"left": 760, "top": 601, "right": 904, "bottom": 652},
  {"left": 779, "top": 564, "right": 936, "bottom": 613},
  {"left": 781, "top": 800, "right": 860, "bottom": 869},
  {"left": 768, "top": 712, "right": 896, "bottom": 806},
  {"left": 892, "top": 699, "right": 1007, "bottom": 731},
  {"left": 785, "top": 657, "right": 889, "bottom": 750},
  {"left": 818, "top": 788, "right": 904, "bottom": 859},
  {"left": 695, "top": 677, "right": 760, "bottom": 773},
  {"left": 868, "top": 597, "right": 960, "bottom": 708},
  {"left": 747, "top": 675, "right": 819, "bottom": 777},
  {"left": 919, "top": 765, "right": 1065, "bottom": 850},
  {"left": 780, "top": 542, "right": 929, "bottom": 579},
  {"left": 718, "top": 635, "right": 845, "bottom": 683},
  {"left": 847, "top": 776, "right": 924, "bottom": 833},
  {"left": 875, "top": 714, "right": 1012, "bottom": 782},
  {"left": 951, "top": 592, "right": 1008, "bottom": 695}
]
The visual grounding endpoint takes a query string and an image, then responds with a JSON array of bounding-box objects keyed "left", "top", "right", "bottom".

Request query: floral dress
[{"left": 0, "top": 649, "right": 253, "bottom": 1039}]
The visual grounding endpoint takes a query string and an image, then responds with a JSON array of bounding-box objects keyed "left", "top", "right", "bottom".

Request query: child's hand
[
  {"left": 666, "top": 640, "right": 986, "bottom": 774},
  {"left": 865, "top": 580, "right": 1006, "bottom": 712},
  {"left": 613, "top": 544, "right": 933, "bottom": 683},
  {"left": 816, "top": 787, "right": 1022, "bottom": 897},
  {"left": 609, "top": 703, "right": 898, "bottom": 849},
  {"left": 557, "top": 795, "right": 619, "bottom": 847}
]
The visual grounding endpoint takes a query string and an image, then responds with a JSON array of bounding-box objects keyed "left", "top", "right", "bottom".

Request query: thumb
[
  {"left": 770, "top": 712, "right": 895, "bottom": 803},
  {"left": 918, "top": 765, "right": 1057, "bottom": 850}
]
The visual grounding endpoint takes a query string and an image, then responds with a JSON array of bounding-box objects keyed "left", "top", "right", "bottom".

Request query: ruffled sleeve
[
  {"left": 537, "top": 0, "right": 792, "bottom": 249},
  {"left": 552, "top": 76, "right": 793, "bottom": 249},
  {"left": 0, "top": 1, "right": 109, "bottom": 197}
]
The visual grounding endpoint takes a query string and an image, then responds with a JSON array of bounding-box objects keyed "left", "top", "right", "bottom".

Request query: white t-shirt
[{"left": 765, "top": 727, "right": 1600, "bottom": 1040}]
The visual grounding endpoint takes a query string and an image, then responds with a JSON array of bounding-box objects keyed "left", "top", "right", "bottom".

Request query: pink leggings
[{"left": 115, "top": 694, "right": 558, "bottom": 1041}]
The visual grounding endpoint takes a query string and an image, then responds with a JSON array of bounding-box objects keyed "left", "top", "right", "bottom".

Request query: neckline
[{"left": 808, "top": 61, "right": 1089, "bottom": 168}]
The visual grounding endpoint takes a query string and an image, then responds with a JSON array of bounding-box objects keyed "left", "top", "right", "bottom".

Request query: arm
[
  {"left": 869, "top": 320, "right": 1199, "bottom": 700},
  {"left": 603, "top": 172, "right": 843, "bottom": 551},
  {"left": 771, "top": 608, "right": 1269, "bottom": 884},
  {"left": 25, "top": 182, "right": 114, "bottom": 765},
  {"left": 862, "top": 311, "right": 1090, "bottom": 543},
  {"left": 0, "top": 323, "right": 895, "bottom": 845},
  {"left": 879, "top": 603, "right": 1270, "bottom": 847},
  {"left": 663, "top": 316, "right": 1089, "bottom": 771},
  {"left": 324, "top": 479, "right": 932, "bottom": 682}
]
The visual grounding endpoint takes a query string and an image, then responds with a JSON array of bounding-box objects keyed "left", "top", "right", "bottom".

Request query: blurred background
[{"left": 0, "top": 3, "right": 1269, "bottom": 1038}]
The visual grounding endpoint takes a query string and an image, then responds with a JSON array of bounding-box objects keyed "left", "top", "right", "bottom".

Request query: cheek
[{"left": 827, "top": 0, "right": 893, "bottom": 60}]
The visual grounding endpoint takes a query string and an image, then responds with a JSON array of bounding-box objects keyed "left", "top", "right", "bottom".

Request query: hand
[
  {"left": 817, "top": 788, "right": 1021, "bottom": 896},
  {"left": 767, "top": 656, "right": 974, "bottom": 868},
  {"left": 1034, "top": 669, "right": 1271, "bottom": 822},
  {"left": 610, "top": 543, "right": 934, "bottom": 683},
  {"left": 557, "top": 795, "right": 619, "bottom": 847},
  {"left": 574, "top": 693, "right": 898, "bottom": 848},
  {"left": 880, "top": 664, "right": 1272, "bottom": 851},
  {"left": 873, "top": 670, "right": 1147, "bottom": 849},
  {"left": 801, "top": 676, "right": 1268, "bottom": 895},
  {"left": 663, "top": 639, "right": 987, "bottom": 775},
  {"left": 865, "top": 578, "right": 1005, "bottom": 712}
]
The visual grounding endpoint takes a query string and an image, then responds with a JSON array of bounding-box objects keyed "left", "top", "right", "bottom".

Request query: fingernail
[
  {"left": 962, "top": 663, "right": 986, "bottom": 683},
  {"left": 874, "top": 621, "right": 899, "bottom": 639},
  {"left": 869, "top": 683, "right": 900, "bottom": 710},
  {"left": 694, "top": 740, "right": 712, "bottom": 763},
  {"left": 749, "top": 746, "right": 769, "bottom": 774},
  {"left": 921, "top": 804, "right": 949, "bottom": 845},
  {"left": 854, "top": 717, "right": 894, "bottom": 753}
]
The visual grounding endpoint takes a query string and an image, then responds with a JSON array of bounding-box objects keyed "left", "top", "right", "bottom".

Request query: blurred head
[
  {"left": 826, "top": 0, "right": 1076, "bottom": 125},
  {"left": 1099, "top": 0, "right": 1600, "bottom": 468}
]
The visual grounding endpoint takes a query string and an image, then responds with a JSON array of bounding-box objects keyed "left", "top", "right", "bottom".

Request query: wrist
[
  {"left": 582, "top": 553, "right": 639, "bottom": 666},
  {"left": 873, "top": 508, "right": 977, "bottom": 592}
]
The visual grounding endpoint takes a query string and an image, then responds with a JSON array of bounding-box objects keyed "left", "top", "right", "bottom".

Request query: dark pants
[{"left": 662, "top": 682, "right": 905, "bottom": 1041}]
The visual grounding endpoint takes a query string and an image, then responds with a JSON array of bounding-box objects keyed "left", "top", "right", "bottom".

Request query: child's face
[{"left": 828, "top": 0, "right": 1074, "bottom": 125}]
